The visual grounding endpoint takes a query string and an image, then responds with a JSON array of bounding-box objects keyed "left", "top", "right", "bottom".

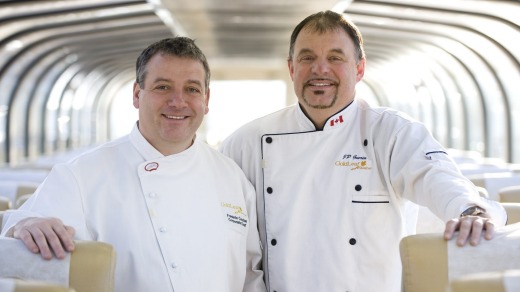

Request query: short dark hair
[
  {"left": 136, "top": 37, "right": 211, "bottom": 90},
  {"left": 288, "top": 10, "right": 365, "bottom": 63}
]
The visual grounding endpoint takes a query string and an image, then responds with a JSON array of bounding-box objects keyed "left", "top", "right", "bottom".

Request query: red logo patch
[
  {"left": 144, "top": 162, "right": 159, "bottom": 172},
  {"left": 330, "top": 115, "right": 344, "bottom": 127}
]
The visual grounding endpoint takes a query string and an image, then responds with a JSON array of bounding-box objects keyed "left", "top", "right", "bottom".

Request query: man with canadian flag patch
[{"left": 220, "top": 10, "right": 507, "bottom": 292}]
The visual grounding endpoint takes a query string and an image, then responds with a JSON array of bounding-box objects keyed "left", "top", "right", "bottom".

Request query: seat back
[
  {"left": 400, "top": 233, "right": 448, "bottom": 292},
  {"left": 13, "top": 182, "right": 38, "bottom": 209},
  {"left": 69, "top": 241, "right": 116, "bottom": 292},
  {"left": 0, "top": 238, "right": 116, "bottom": 292},
  {"left": 15, "top": 193, "right": 33, "bottom": 208},
  {"left": 401, "top": 226, "right": 520, "bottom": 292},
  {"left": 499, "top": 185, "right": 520, "bottom": 203},
  {"left": 0, "top": 196, "right": 11, "bottom": 211},
  {"left": 501, "top": 202, "right": 520, "bottom": 225},
  {"left": 15, "top": 183, "right": 39, "bottom": 202}
]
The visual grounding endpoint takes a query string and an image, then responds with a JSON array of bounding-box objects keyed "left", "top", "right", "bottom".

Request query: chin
[{"left": 302, "top": 97, "right": 337, "bottom": 110}]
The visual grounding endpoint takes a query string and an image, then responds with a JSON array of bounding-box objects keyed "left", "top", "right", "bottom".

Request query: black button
[
  {"left": 271, "top": 239, "right": 277, "bottom": 246},
  {"left": 349, "top": 238, "right": 356, "bottom": 245},
  {"left": 266, "top": 187, "right": 273, "bottom": 194},
  {"left": 266, "top": 137, "right": 273, "bottom": 143},
  {"left": 363, "top": 139, "right": 368, "bottom": 146},
  {"left": 355, "top": 184, "right": 362, "bottom": 191}
]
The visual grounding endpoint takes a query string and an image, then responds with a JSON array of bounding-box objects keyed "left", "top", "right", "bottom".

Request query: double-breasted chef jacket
[
  {"left": 220, "top": 98, "right": 507, "bottom": 292},
  {"left": 2, "top": 124, "right": 266, "bottom": 292}
]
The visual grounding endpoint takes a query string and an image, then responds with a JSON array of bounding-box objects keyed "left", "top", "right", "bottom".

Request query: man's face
[
  {"left": 133, "top": 53, "right": 209, "bottom": 155},
  {"left": 288, "top": 28, "right": 365, "bottom": 118}
]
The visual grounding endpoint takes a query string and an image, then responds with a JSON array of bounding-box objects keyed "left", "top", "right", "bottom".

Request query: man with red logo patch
[
  {"left": 2, "top": 38, "right": 265, "bottom": 292},
  {"left": 220, "top": 10, "right": 506, "bottom": 292}
]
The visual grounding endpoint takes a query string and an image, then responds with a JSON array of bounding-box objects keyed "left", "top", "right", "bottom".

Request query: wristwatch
[{"left": 460, "top": 206, "right": 486, "bottom": 217}]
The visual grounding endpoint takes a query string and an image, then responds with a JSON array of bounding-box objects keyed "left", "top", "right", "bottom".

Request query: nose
[
  {"left": 166, "top": 89, "right": 186, "bottom": 106},
  {"left": 311, "top": 58, "right": 330, "bottom": 75}
]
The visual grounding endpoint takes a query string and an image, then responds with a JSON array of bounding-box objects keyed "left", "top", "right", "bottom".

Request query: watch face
[{"left": 461, "top": 206, "right": 485, "bottom": 217}]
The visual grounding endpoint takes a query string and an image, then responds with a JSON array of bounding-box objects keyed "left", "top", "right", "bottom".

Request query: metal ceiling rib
[{"left": 155, "top": 0, "right": 342, "bottom": 62}]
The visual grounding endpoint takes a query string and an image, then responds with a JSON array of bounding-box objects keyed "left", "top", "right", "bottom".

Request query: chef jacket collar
[
  {"left": 129, "top": 122, "right": 198, "bottom": 161},
  {"left": 295, "top": 104, "right": 318, "bottom": 131},
  {"left": 296, "top": 99, "right": 358, "bottom": 131}
]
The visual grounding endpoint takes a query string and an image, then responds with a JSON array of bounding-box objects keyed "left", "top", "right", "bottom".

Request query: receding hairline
[
  {"left": 288, "top": 10, "right": 365, "bottom": 62},
  {"left": 291, "top": 28, "right": 356, "bottom": 58}
]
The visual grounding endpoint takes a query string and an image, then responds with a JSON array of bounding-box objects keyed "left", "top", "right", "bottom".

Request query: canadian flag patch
[{"left": 330, "top": 115, "right": 344, "bottom": 127}]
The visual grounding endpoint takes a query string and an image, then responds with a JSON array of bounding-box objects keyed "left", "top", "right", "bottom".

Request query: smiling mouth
[
  {"left": 164, "top": 114, "right": 186, "bottom": 120},
  {"left": 309, "top": 82, "right": 333, "bottom": 87},
  {"left": 306, "top": 79, "right": 336, "bottom": 88}
]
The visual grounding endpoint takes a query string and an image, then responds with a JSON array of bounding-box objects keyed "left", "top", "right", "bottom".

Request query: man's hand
[
  {"left": 6, "top": 217, "right": 76, "bottom": 260},
  {"left": 444, "top": 213, "right": 496, "bottom": 246}
]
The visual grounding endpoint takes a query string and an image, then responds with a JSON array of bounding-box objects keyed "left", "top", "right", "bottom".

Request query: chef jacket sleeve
[{"left": 383, "top": 120, "right": 507, "bottom": 226}]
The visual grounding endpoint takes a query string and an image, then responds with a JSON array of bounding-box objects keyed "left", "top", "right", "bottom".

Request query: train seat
[
  {"left": 0, "top": 196, "right": 11, "bottom": 211},
  {"left": 499, "top": 185, "right": 520, "bottom": 203},
  {"left": 0, "top": 238, "right": 116, "bottom": 292},
  {"left": 400, "top": 223, "right": 520, "bottom": 292}
]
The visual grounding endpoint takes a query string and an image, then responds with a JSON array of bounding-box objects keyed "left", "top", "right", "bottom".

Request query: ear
[
  {"left": 288, "top": 58, "right": 295, "bottom": 81},
  {"left": 356, "top": 58, "right": 366, "bottom": 82},
  {"left": 204, "top": 87, "right": 210, "bottom": 114},
  {"left": 133, "top": 82, "right": 141, "bottom": 109}
]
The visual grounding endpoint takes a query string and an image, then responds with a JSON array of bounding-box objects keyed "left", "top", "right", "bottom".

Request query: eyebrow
[
  {"left": 329, "top": 48, "right": 346, "bottom": 55},
  {"left": 186, "top": 79, "right": 203, "bottom": 88},
  {"left": 297, "top": 48, "right": 346, "bottom": 56},
  {"left": 151, "top": 77, "right": 172, "bottom": 84},
  {"left": 151, "top": 77, "right": 203, "bottom": 88},
  {"left": 296, "top": 48, "right": 313, "bottom": 57}
]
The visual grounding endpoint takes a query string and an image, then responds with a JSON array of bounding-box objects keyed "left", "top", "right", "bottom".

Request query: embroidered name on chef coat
[
  {"left": 335, "top": 153, "right": 372, "bottom": 170},
  {"left": 221, "top": 202, "right": 248, "bottom": 228}
]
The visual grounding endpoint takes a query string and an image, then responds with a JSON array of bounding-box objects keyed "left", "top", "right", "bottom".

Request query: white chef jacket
[
  {"left": 2, "top": 124, "right": 266, "bottom": 292},
  {"left": 220, "top": 98, "right": 507, "bottom": 292}
]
